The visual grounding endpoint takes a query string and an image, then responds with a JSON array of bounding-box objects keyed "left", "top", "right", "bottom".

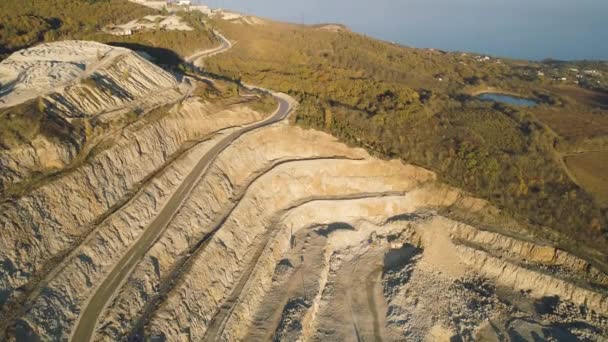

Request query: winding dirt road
[
  {"left": 70, "top": 32, "right": 294, "bottom": 342},
  {"left": 186, "top": 29, "right": 233, "bottom": 63}
]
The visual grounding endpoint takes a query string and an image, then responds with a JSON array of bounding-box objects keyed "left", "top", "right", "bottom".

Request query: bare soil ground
[
  {"left": 565, "top": 151, "right": 608, "bottom": 206},
  {"left": 313, "top": 249, "right": 388, "bottom": 342},
  {"left": 245, "top": 229, "right": 328, "bottom": 341}
]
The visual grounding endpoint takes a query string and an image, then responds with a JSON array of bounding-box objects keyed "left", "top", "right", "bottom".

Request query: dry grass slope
[{"left": 565, "top": 151, "right": 608, "bottom": 206}]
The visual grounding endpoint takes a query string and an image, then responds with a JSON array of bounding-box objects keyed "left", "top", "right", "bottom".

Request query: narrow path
[
  {"left": 243, "top": 229, "right": 327, "bottom": 341},
  {"left": 309, "top": 249, "right": 388, "bottom": 342},
  {"left": 557, "top": 149, "right": 608, "bottom": 186},
  {"left": 249, "top": 265, "right": 305, "bottom": 340},
  {"left": 186, "top": 30, "right": 232, "bottom": 63},
  {"left": 554, "top": 150, "right": 585, "bottom": 193},
  {"left": 203, "top": 228, "right": 277, "bottom": 340},
  {"left": 349, "top": 255, "right": 365, "bottom": 342},
  {"left": 365, "top": 266, "right": 385, "bottom": 342},
  {"left": 350, "top": 253, "right": 387, "bottom": 342}
]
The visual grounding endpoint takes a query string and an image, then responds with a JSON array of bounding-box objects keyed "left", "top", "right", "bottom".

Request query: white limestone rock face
[
  {"left": 0, "top": 100, "right": 265, "bottom": 333},
  {"left": 0, "top": 41, "right": 270, "bottom": 340},
  {"left": 1, "top": 40, "right": 179, "bottom": 113},
  {"left": 0, "top": 40, "right": 181, "bottom": 191},
  {"left": 0, "top": 41, "right": 119, "bottom": 108}
]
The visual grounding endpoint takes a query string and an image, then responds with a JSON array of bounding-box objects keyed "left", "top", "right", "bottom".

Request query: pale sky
[{"left": 199, "top": 0, "right": 608, "bottom": 60}]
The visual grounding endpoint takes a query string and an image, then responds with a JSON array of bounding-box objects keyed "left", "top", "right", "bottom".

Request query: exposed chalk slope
[
  {"left": 0, "top": 41, "right": 185, "bottom": 193},
  {"left": 1, "top": 38, "right": 607, "bottom": 342}
]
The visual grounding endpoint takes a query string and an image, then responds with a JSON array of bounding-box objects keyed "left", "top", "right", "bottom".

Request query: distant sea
[{"left": 200, "top": 0, "right": 608, "bottom": 61}]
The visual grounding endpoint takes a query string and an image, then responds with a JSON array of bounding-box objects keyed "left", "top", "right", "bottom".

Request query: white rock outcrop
[
  {"left": 0, "top": 41, "right": 183, "bottom": 192},
  {"left": 1, "top": 41, "right": 125, "bottom": 109}
]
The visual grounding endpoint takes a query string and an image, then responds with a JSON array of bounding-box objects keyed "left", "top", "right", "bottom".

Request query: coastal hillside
[
  {"left": 0, "top": 39, "right": 607, "bottom": 342},
  {"left": 0, "top": 1, "right": 607, "bottom": 341},
  {"left": 205, "top": 17, "right": 608, "bottom": 267}
]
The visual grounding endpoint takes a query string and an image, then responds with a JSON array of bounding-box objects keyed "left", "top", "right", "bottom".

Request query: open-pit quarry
[{"left": 0, "top": 38, "right": 607, "bottom": 342}]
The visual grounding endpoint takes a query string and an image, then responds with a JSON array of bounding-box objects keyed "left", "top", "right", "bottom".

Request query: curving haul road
[
  {"left": 70, "top": 32, "right": 293, "bottom": 342},
  {"left": 185, "top": 29, "right": 233, "bottom": 63}
]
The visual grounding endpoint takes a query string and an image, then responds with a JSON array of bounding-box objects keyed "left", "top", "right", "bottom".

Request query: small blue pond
[{"left": 477, "top": 93, "right": 538, "bottom": 107}]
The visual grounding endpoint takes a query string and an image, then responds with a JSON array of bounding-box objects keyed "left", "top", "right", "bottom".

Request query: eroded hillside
[
  {"left": 0, "top": 40, "right": 189, "bottom": 193},
  {"left": 0, "top": 38, "right": 607, "bottom": 342}
]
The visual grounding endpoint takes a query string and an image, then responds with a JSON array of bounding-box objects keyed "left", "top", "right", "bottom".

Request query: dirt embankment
[{"left": 1, "top": 40, "right": 607, "bottom": 342}]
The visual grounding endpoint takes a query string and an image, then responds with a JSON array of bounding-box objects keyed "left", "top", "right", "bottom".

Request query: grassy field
[
  {"left": 534, "top": 106, "right": 608, "bottom": 142},
  {"left": 551, "top": 85, "right": 608, "bottom": 109},
  {"left": 565, "top": 151, "right": 608, "bottom": 206},
  {"left": 204, "top": 18, "right": 608, "bottom": 261},
  {"left": 533, "top": 86, "right": 608, "bottom": 141}
]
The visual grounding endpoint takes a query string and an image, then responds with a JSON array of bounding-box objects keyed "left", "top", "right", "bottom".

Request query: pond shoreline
[
  {"left": 469, "top": 87, "right": 524, "bottom": 97},
  {"left": 472, "top": 89, "right": 538, "bottom": 107}
]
